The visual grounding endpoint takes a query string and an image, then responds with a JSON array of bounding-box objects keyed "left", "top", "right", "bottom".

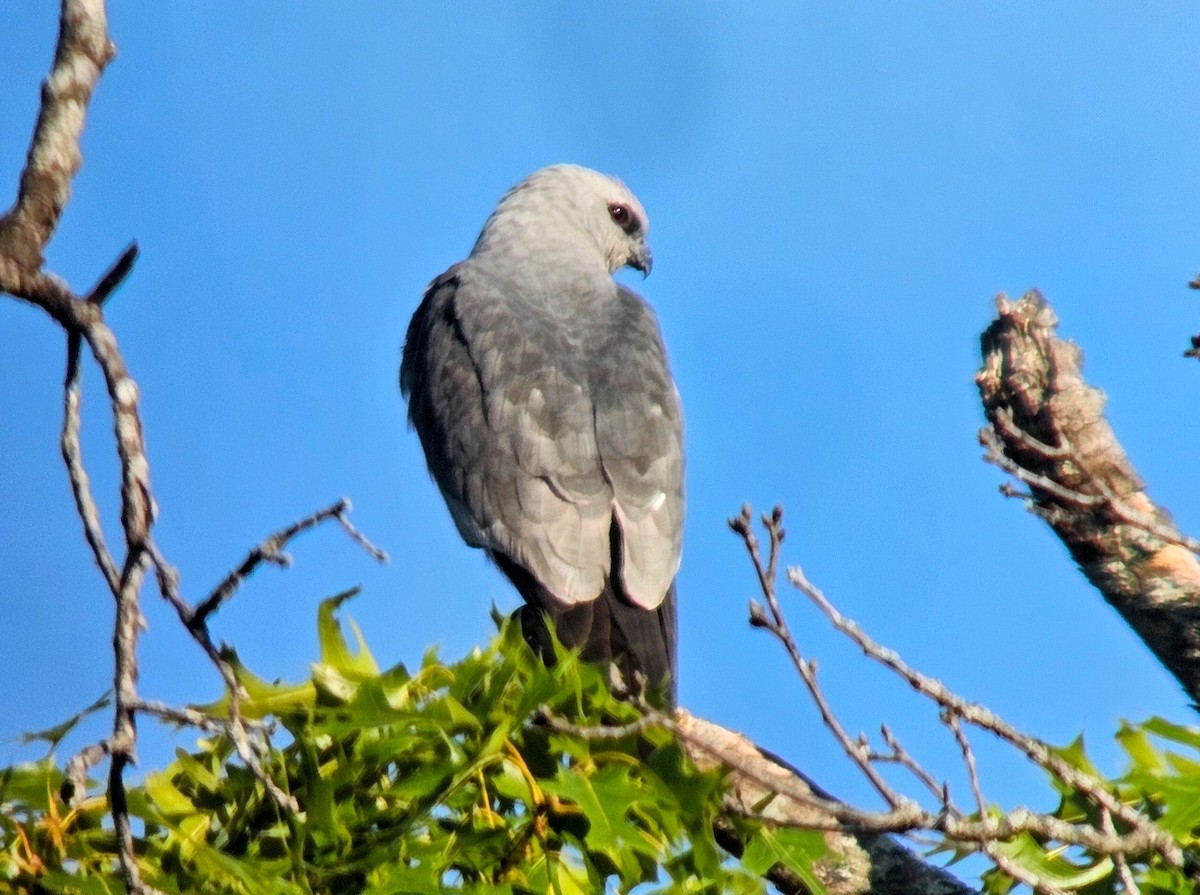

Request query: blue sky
[{"left": 3, "top": 3, "right": 1199, "bottom": 835}]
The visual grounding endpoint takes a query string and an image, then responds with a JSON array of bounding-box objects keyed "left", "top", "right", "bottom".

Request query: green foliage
[
  {"left": 978, "top": 721, "right": 1200, "bottom": 895},
  {"left": 0, "top": 595, "right": 824, "bottom": 894}
]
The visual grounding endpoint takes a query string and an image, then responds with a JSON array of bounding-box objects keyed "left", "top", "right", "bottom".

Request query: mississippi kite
[{"left": 401, "top": 164, "right": 684, "bottom": 703}]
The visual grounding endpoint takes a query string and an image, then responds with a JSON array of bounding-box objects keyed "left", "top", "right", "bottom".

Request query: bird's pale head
[{"left": 472, "top": 164, "right": 652, "bottom": 278}]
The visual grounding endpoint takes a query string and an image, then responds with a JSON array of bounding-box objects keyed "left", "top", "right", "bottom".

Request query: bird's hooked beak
[{"left": 627, "top": 241, "right": 653, "bottom": 278}]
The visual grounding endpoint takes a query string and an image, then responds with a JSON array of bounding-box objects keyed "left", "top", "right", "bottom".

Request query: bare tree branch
[
  {"left": 58, "top": 243, "right": 141, "bottom": 596},
  {"left": 0, "top": 4, "right": 387, "bottom": 888},
  {"left": 61, "top": 328, "right": 120, "bottom": 593},
  {"left": 725, "top": 506, "right": 1184, "bottom": 895},
  {"left": 873, "top": 724, "right": 949, "bottom": 808},
  {"left": 193, "top": 497, "right": 386, "bottom": 629},
  {"left": 0, "top": 0, "right": 115, "bottom": 270},
  {"left": 0, "top": 3, "right": 164, "bottom": 891},
  {"left": 733, "top": 506, "right": 916, "bottom": 813},
  {"left": 977, "top": 290, "right": 1200, "bottom": 701},
  {"left": 945, "top": 715, "right": 1064, "bottom": 895},
  {"left": 788, "top": 560, "right": 1177, "bottom": 862},
  {"left": 670, "top": 709, "right": 970, "bottom": 895}
]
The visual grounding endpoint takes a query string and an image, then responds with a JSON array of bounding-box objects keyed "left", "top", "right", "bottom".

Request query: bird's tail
[{"left": 505, "top": 566, "right": 677, "bottom": 707}]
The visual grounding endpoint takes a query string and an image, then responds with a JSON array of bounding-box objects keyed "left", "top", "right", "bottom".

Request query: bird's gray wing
[
  {"left": 591, "top": 285, "right": 684, "bottom": 610},
  {"left": 401, "top": 266, "right": 614, "bottom": 605}
]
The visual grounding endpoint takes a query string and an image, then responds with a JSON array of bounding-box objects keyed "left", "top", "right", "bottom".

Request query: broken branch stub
[{"left": 977, "top": 290, "right": 1200, "bottom": 700}]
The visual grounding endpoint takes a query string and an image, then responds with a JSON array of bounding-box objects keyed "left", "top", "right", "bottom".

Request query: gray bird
[{"left": 401, "top": 164, "right": 684, "bottom": 704}]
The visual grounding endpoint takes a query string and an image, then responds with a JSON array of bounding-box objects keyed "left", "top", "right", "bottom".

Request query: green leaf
[
  {"left": 142, "top": 770, "right": 198, "bottom": 818},
  {"left": 740, "top": 826, "right": 828, "bottom": 894},
  {"left": 0, "top": 759, "right": 67, "bottom": 810},
  {"left": 1116, "top": 721, "right": 1167, "bottom": 774},
  {"left": 196, "top": 652, "right": 316, "bottom": 718},
  {"left": 1048, "top": 735, "right": 1100, "bottom": 777},
  {"left": 37, "top": 869, "right": 122, "bottom": 895},
  {"left": 1130, "top": 775, "right": 1200, "bottom": 838},
  {"left": 542, "top": 760, "right": 667, "bottom": 886},
  {"left": 1141, "top": 717, "right": 1200, "bottom": 751},
  {"left": 316, "top": 588, "right": 379, "bottom": 679},
  {"left": 991, "top": 832, "right": 1113, "bottom": 889}
]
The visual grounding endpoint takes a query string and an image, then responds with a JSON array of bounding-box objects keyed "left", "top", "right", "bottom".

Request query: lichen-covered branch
[
  {"left": 977, "top": 291, "right": 1200, "bottom": 700},
  {"left": 0, "top": 0, "right": 114, "bottom": 270},
  {"left": 671, "top": 709, "right": 971, "bottom": 895}
]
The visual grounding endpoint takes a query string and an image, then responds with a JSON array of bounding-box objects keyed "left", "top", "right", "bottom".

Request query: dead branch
[
  {"left": 0, "top": 3, "right": 158, "bottom": 891},
  {"left": 788, "top": 559, "right": 1179, "bottom": 863},
  {"left": 718, "top": 507, "right": 1182, "bottom": 892},
  {"left": 732, "top": 507, "right": 914, "bottom": 812},
  {"left": 0, "top": 0, "right": 114, "bottom": 271},
  {"left": 1, "top": 4, "right": 386, "bottom": 889},
  {"left": 977, "top": 290, "right": 1200, "bottom": 701},
  {"left": 788, "top": 560, "right": 1163, "bottom": 844},
  {"left": 193, "top": 497, "right": 386, "bottom": 628}
]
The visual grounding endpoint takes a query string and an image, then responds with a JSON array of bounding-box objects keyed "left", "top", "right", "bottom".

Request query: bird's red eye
[{"left": 608, "top": 202, "right": 638, "bottom": 234}]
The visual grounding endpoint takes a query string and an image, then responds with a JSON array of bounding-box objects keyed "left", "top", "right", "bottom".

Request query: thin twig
[
  {"left": 730, "top": 506, "right": 914, "bottom": 812},
  {"left": 57, "top": 243, "right": 141, "bottom": 595},
  {"left": 726, "top": 506, "right": 1181, "bottom": 878},
  {"left": 946, "top": 714, "right": 985, "bottom": 815},
  {"left": 193, "top": 497, "right": 385, "bottom": 628},
  {"left": 144, "top": 541, "right": 298, "bottom": 813},
  {"left": 62, "top": 739, "right": 111, "bottom": 807},
  {"left": 129, "top": 697, "right": 273, "bottom": 738},
  {"left": 981, "top": 425, "right": 1200, "bottom": 555},
  {"left": 1102, "top": 809, "right": 1141, "bottom": 895},
  {"left": 990, "top": 406, "right": 1071, "bottom": 460},
  {"left": 535, "top": 707, "right": 660, "bottom": 740},
  {"left": 61, "top": 331, "right": 120, "bottom": 593},
  {"left": 945, "top": 709, "right": 1045, "bottom": 895},
  {"left": 786, "top": 561, "right": 1181, "bottom": 866},
  {"left": 334, "top": 498, "right": 389, "bottom": 563},
  {"left": 873, "top": 724, "right": 950, "bottom": 809},
  {"left": 84, "top": 242, "right": 138, "bottom": 306},
  {"left": 980, "top": 427, "right": 1107, "bottom": 510}
]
